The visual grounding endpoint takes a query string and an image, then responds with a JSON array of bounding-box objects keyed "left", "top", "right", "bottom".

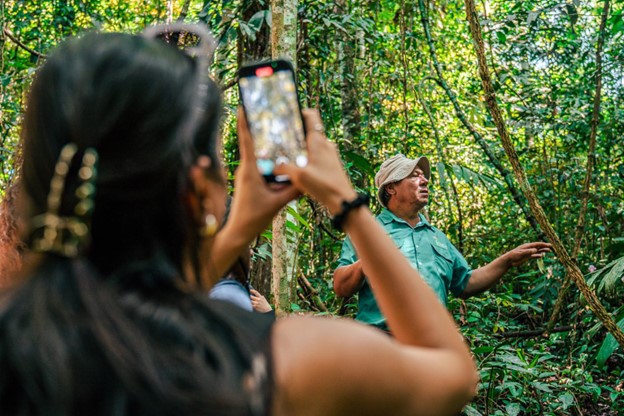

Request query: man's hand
[
  {"left": 462, "top": 242, "right": 553, "bottom": 298},
  {"left": 505, "top": 242, "right": 553, "bottom": 267}
]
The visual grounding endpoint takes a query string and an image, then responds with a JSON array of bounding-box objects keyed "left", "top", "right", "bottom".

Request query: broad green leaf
[
  {"left": 462, "top": 405, "right": 483, "bottom": 416},
  {"left": 558, "top": 392, "right": 574, "bottom": 410},
  {"left": 600, "top": 255, "right": 624, "bottom": 295},
  {"left": 344, "top": 150, "right": 375, "bottom": 176},
  {"left": 505, "top": 402, "right": 520, "bottom": 416},
  {"left": 537, "top": 257, "right": 545, "bottom": 273},
  {"left": 247, "top": 10, "right": 267, "bottom": 32},
  {"left": 531, "top": 382, "right": 553, "bottom": 393},
  {"left": 286, "top": 205, "right": 311, "bottom": 228},
  {"left": 436, "top": 161, "right": 447, "bottom": 187},
  {"left": 595, "top": 315, "right": 624, "bottom": 367}
]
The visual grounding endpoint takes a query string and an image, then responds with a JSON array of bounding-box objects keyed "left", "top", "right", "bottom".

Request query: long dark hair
[{"left": 0, "top": 32, "right": 266, "bottom": 416}]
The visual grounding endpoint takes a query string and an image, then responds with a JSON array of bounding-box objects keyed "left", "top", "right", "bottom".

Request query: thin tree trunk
[
  {"left": 166, "top": 0, "right": 173, "bottom": 23},
  {"left": 234, "top": 0, "right": 274, "bottom": 297},
  {"left": 271, "top": 0, "right": 298, "bottom": 315},
  {"left": 400, "top": 0, "right": 410, "bottom": 150},
  {"left": 176, "top": 0, "right": 192, "bottom": 22},
  {"left": 335, "top": 0, "right": 362, "bottom": 145},
  {"left": 417, "top": 0, "right": 544, "bottom": 240},
  {"left": 464, "top": 0, "right": 624, "bottom": 349},
  {"left": 417, "top": 77, "right": 465, "bottom": 251},
  {"left": 335, "top": 0, "right": 365, "bottom": 189},
  {"left": 547, "top": 0, "right": 611, "bottom": 332}
]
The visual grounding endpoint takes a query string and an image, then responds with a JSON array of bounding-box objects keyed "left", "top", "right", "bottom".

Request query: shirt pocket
[
  {"left": 431, "top": 240, "right": 453, "bottom": 281},
  {"left": 389, "top": 229, "right": 412, "bottom": 251}
]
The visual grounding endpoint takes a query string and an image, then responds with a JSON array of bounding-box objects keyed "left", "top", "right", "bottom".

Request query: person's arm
[
  {"left": 205, "top": 110, "right": 301, "bottom": 286},
  {"left": 333, "top": 260, "right": 365, "bottom": 297},
  {"left": 272, "top": 110, "right": 478, "bottom": 416},
  {"left": 460, "top": 242, "right": 552, "bottom": 298}
]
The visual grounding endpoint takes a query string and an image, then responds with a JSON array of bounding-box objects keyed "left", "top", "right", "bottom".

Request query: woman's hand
[
  {"left": 224, "top": 109, "right": 300, "bottom": 238},
  {"left": 207, "top": 109, "right": 300, "bottom": 284},
  {"left": 273, "top": 109, "right": 357, "bottom": 215}
]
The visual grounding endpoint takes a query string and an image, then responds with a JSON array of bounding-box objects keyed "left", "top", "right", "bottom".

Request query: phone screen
[{"left": 238, "top": 61, "right": 307, "bottom": 179}]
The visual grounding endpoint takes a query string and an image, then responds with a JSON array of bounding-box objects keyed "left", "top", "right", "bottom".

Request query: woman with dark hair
[{"left": 0, "top": 26, "right": 477, "bottom": 416}]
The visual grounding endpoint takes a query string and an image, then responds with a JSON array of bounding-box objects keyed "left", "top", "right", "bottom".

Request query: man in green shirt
[{"left": 333, "top": 154, "right": 552, "bottom": 331}]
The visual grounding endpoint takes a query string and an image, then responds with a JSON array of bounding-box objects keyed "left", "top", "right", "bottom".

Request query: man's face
[{"left": 387, "top": 167, "right": 429, "bottom": 211}]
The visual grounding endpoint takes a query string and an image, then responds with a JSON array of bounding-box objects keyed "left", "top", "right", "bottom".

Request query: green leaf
[
  {"left": 265, "top": 9, "right": 272, "bottom": 27},
  {"left": 496, "top": 31, "right": 507, "bottom": 43},
  {"left": 531, "top": 382, "right": 553, "bottom": 393},
  {"left": 462, "top": 405, "right": 483, "bottom": 416},
  {"left": 247, "top": 10, "right": 267, "bottom": 32},
  {"left": 253, "top": 242, "right": 272, "bottom": 261},
  {"left": 600, "top": 255, "right": 624, "bottom": 295},
  {"left": 344, "top": 150, "right": 375, "bottom": 176},
  {"left": 286, "top": 205, "right": 311, "bottom": 228},
  {"left": 595, "top": 315, "right": 624, "bottom": 367},
  {"left": 558, "top": 392, "right": 575, "bottom": 410},
  {"left": 505, "top": 402, "right": 520, "bottom": 416},
  {"left": 527, "top": 11, "right": 538, "bottom": 25},
  {"left": 446, "top": 163, "right": 502, "bottom": 189},
  {"left": 537, "top": 257, "right": 545, "bottom": 273},
  {"left": 285, "top": 220, "right": 301, "bottom": 233},
  {"left": 239, "top": 21, "right": 256, "bottom": 40},
  {"left": 436, "top": 161, "right": 447, "bottom": 187}
]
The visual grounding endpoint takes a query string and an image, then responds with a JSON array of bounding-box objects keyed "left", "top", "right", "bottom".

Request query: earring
[{"left": 200, "top": 213, "right": 218, "bottom": 237}]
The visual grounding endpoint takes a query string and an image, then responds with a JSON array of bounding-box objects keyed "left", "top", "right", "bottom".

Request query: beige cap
[{"left": 374, "top": 154, "right": 431, "bottom": 207}]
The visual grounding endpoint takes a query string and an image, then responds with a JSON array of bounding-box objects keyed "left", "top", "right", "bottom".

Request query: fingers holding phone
[
  {"left": 238, "top": 59, "right": 307, "bottom": 183},
  {"left": 274, "top": 109, "right": 357, "bottom": 214},
  {"left": 220, "top": 108, "right": 299, "bottom": 245},
  {"left": 237, "top": 59, "right": 355, "bottom": 214}
]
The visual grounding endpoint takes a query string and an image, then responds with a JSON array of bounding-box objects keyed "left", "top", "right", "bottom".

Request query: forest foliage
[{"left": 1, "top": 0, "right": 623, "bottom": 414}]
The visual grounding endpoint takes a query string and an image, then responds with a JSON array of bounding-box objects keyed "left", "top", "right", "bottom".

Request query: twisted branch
[
  {"left": 464, "top": 0, "right": 624, "bottom": 349},
  {"left": 3, "top": 28, "right": 47, "bottom": 59}
]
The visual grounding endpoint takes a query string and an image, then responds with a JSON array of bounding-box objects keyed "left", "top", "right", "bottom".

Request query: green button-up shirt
[{"left": 336, "top": 209, "right": 472, "bottom": 330}]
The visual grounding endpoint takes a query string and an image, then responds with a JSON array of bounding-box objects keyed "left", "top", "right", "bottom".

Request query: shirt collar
[{"left": 378, "top": 208, "right": 432, "bottom": 229}]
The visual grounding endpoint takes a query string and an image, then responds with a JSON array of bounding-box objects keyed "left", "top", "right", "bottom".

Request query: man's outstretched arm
[
  {"left": 333, "top": 260, "right": 366, "bottom": 298},
  {"left": 460, "top": 242, "right": 552, "bottom": 299}
]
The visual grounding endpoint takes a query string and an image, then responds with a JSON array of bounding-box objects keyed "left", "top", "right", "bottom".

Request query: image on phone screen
[{"left": 239, "top": 66, "right": 307, "bottom": 178}]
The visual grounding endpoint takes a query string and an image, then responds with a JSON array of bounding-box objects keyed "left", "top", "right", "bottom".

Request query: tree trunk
[
  {"left": 464, "top": 0, "right": 624, "bottom": 349},
  {"left": 335, "top": 0, "right": 367, "bottom": 189},
  {"left": 335, "top": 0, "right": 361, "bottom": 147},
  {"left": 270, "top": 0, "right": 298, "bottom": 315}
]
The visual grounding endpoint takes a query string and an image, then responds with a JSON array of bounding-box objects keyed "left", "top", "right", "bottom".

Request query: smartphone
[{"left": 238, "top": 59, "right": 307, "bottom": 182}]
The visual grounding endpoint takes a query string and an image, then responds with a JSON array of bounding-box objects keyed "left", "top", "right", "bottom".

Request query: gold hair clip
[{"left": 29, "top": 144, "right": 98, "bottom": 258}]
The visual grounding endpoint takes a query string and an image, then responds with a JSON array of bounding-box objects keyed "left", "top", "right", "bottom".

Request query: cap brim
[{"left": 416, "top": 156, "right": 431, "bottom": 180}]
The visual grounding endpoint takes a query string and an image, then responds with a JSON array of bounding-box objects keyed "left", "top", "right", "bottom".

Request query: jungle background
[{"left": 1, "top": 0, "right": 623, "bottom": 414}]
